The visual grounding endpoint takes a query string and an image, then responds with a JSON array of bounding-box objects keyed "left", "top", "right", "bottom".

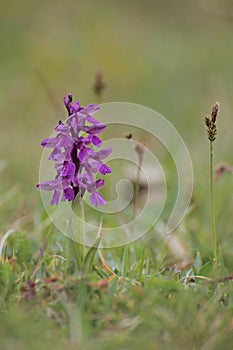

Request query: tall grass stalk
[
  {"left": 210, "top": 141, "right": 217, "bottom": 268},
  {"left": 122, "top": 136, "right": 144, "bottom": 276},
  {"left": 132, "top": 147, "right": 143, "bottom": 221},
  {"left": 204, "top": 102, "right": 220, "bottom": 270}
]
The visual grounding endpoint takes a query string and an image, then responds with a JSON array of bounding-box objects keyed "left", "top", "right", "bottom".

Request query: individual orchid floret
[{"left": 37, "top": 94, "right": 112, "bottom": 206}]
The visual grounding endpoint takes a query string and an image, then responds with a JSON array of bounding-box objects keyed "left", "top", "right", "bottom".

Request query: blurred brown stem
[{"left": 35, "top": 66, "right": 61, "bottom": 115}]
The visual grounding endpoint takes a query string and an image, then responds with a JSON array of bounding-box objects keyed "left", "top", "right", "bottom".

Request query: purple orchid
[{"left": 37, "top": 94, "right": 112, "bottom": 206}]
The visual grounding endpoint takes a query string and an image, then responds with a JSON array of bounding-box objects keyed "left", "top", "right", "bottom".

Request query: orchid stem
[{"left": 66, "top": 195, "right": 86, "bottom": 272}]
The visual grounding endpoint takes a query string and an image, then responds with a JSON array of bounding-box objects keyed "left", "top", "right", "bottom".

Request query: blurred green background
[
  {"left": 1, "top": 2, "right": 233, "bottom": 349},
  {"left": 1, "top": 0, "right": 233, "bottom": 194}
]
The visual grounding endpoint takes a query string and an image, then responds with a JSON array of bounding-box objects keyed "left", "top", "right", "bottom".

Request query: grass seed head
[{"left": 204, "top": 101, "right": 220, "bottom": 142}]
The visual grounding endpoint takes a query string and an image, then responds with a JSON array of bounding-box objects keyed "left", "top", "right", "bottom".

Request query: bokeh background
[
  {"left": 1, "top": 2, "right": 233, "bottom": 348},
  {"left": 1, "top": 0, "right": 233, "bottom": 206}
]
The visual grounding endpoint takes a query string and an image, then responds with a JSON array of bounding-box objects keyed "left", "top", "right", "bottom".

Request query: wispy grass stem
[{"left": 210, "top": 141, "right": 217, "bottom": 268}]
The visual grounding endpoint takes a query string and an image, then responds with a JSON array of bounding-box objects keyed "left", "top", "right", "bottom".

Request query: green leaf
[
  {"left": 83, "top": 219, "right": 102, "bottom": 273},
  {"left": 15, "top": 233, "right": 32, "bottom": 266},
  {"left": 199, "top": 261, "right": 212, "bottom": 277},
  {"left": 0, "top": 261, "right": 14, "bottom": 299},
  {"left": 194, "top": 251, "right": 202, "bottom": 272}
]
